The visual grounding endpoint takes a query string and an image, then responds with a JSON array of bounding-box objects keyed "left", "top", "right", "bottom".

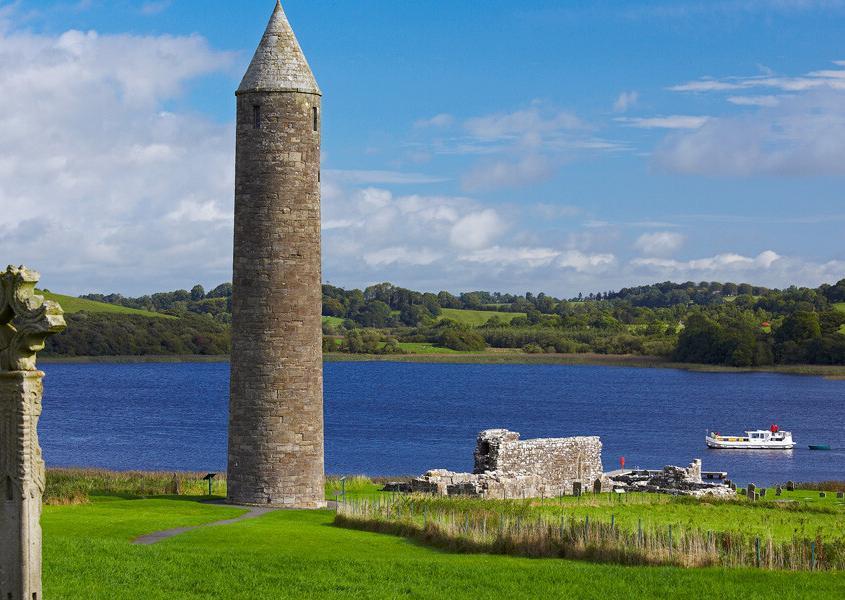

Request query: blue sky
[{"left": 1, "top": 0, "right": 844, "bottom": 296}]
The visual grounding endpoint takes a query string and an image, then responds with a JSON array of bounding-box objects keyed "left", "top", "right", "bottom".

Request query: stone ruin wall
[
  {"left": 474, "top": 429, "right": 604, "bottom": 494},
  {"left": 413, "top": 429, "right": 605, "bottom": 499}
]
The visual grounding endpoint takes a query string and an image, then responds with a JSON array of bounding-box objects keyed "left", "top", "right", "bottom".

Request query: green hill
[
  {"left": 438, "top": 308, "right": 525, "bottom": 326},
  {"left": 39, "top": 291, "right": 172, "bottom": 319}
]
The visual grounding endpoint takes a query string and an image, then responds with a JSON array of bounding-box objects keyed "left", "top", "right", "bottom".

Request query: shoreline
[{"left": 39, "top": 352, "right": 845, "bottom": 378}]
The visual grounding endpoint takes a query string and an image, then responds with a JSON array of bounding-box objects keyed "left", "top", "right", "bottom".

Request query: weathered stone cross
[{"left": 0, "top": 266, "right": 66, "bottom": 600}]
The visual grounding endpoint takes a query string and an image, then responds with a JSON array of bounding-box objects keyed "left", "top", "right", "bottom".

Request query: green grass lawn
[
  {"left": 322, "top": 315, "right": 345, "bottom": 326},
  {"left": 493, "top": 492, "right": 845, "bottom": 542},
  {"left": 42, "top": 496, "right": 845, "bottom": 599},
  {"left": 438, "top": 308, "right": 526, "bottom": 326},
  {"left": 40, "top": 291, "right": 171, "bottom": 318}
]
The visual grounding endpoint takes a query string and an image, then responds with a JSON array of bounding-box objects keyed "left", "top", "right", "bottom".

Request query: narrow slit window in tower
[
  {"left": 253, "top": 105, "right": 261, "bottom": 129},
  {"left": 313, "top": 106, "right": 318, "bottom": 132}
]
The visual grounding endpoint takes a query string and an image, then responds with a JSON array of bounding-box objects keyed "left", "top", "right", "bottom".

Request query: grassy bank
[
  {"left": 42, "top": 488, "right": 845, "bottom": 598},
  {"left": 40, "top": 291, "right": 172, "bottom": 318}
]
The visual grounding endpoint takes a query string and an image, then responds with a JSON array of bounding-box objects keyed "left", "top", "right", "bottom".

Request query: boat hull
[{"left": 706, "top": 437, "right": 795, "bottom": 450}]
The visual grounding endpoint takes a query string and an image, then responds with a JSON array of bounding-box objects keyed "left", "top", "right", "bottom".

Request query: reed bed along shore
[
  {"left": 44, "top": 469, "right": 387, "bottom": 504},
  {"left": 44, "top": 468, "right": 227, "bottom": 504},
  {"left": 335, "top": 495, "right": 845, "bottom": 571}
]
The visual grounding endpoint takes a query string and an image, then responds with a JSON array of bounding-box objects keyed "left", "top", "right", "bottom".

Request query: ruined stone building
[
  {"left": 227, "top": 1, "right": 325, "bottom": 508},
  {"left": 413, "top": 429, "right": 605, "bottom": 498}
]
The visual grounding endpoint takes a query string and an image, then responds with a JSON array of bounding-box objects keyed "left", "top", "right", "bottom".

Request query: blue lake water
[{"left": 40, "top": 361, "right": 845, "bottom": 486}]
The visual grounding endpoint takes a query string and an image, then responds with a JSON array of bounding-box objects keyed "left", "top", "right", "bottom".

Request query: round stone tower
[{"left": 227, "top": 0, "right": 325, "bottom": 508}]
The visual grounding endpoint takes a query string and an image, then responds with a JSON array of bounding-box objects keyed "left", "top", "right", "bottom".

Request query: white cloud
[
  {"left": 0, "top": 24, "right": 236, "bottom": 295},
  {"left": 414, "top": 113, "right": 454, "bottom": 128},
  {"left": 459, "top": 246, "right": 560, "bottom": 268},
  {"left": 655, "top": 89, "right": 845, "bottom": 175},
  {"left": 363, "top": 247, "right": 443, "bottom": 267},
  {"left": 558, "top": 250, "right": 616, "bottom": 272},
  {"left": 464, "top": 106, "right": 584, "bottom": 141},
  {"left": 656, "top": 62, "right": 845, "bottom": 175},
  {"left": 633, "top": 232, "right": 685, "bottom": 256},
  {"left": 727, "top": 95, "right": 781, "bottom": 107},
  {"left": 617, "top": 115, "right": 710, "bottom": 129},
  {"left": 631, "top": 250, "right": 782, "bottom": 272},
  {"left": 461, "top": 155, "right": 553, "bottom": 191},
  {"left": 613, "top": 91, "right": 639, "bottom": 112},
  {"left": 533, "top": 204, "right": 582, "bottom": 219},
  {"left": 670, "top": 61, "right": 845, "bottom": 94},
  {"left": 140, "top": 1, "right": 171, "bottom": 15},
  {"left": 449, "top": 209, "right": 507, "bottom": 250}
]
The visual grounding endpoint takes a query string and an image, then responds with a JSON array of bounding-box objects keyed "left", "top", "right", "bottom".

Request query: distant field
[
  {"left": 398, "top": 342, "right": 464, "bottom": 354},
  {"left": 438, "top": 308, "right": 525, "bottom": 326},
  {"left": 322, "top": 315, "right": 345, "bottom": 326},
  {"left": 40, "top": 291, "right": 171, "bottom": 318},
  {"left": 834, "top": 302, "right": 845, "bottom": 313}
]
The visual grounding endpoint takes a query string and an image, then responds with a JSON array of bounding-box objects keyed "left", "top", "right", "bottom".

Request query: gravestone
[
  {"left": 786, "top": 481, "right": 795, "bottom": 491},
  {"left": 837, "top": 492, "right": 844, "bottom": 500},
  {"left": 819, "top": 492, "right": 826, "bottom": 498},
  {"left": 747, "top": 483, "right": 756, "bottom": 495},
  {"left": 572, "top": 481, "right": 582, "bottom": 497},
  {"left": 0, "top": 266, "right": 66, "bottom": 600},
  {"left": 593, "top": 479, "right": 602, "bottom": 494},
  {"left": 759, "top": 488, "right": 766, "bottom": 497},
  {"left": 775, "top": 486, "right": 782, "bottom": 496}
]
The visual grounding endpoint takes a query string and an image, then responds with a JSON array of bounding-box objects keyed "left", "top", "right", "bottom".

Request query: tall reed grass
[
  {"left": 335, "top": 495, "right": 844, "bottom": 571},
  {"left": 45, "top": 468, "right": 226, "bottom": 504}
]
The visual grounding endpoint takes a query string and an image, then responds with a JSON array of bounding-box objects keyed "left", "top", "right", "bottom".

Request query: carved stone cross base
[
  {"left": 1, "top": 266, "right": 65, "bottom": 600},
  {"left": 1, "top": 370, "right": 46, "bottom": 600}
]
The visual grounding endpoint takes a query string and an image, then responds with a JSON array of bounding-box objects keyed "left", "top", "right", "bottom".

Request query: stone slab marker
[
  {"left": 227, "top": 1, "right": 325, "bottom": 508},
  {"left": 0, "top": 266, "right": 66, "bottom": 600}
]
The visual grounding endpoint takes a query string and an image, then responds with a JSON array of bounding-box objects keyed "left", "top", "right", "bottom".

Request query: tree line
[{"left": 63, "top": 277, "right": 845, "bottom": 365}]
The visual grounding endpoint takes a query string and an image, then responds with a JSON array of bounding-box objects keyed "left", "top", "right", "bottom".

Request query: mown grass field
[
  {"left": 42, "top": 496, "right": 845, "bottom": 599},
  {"left": 40, "top": 291, "right": 171, "bottom": 318},
  {"left": 438, "top": 307, "right": 526, "bottom": 326}
]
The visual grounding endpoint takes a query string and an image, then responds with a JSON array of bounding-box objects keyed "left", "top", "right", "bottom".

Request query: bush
[{"left": 439, "top": 328, "right": 486, "bottom": 352}]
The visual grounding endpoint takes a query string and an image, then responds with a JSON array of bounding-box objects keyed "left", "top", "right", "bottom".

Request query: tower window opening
[
  {"left": 253, "top": 105, "right": 261, "bottom": 129},
  {"left": 313, "top": 106, "right": 318, "bottom": 132}
]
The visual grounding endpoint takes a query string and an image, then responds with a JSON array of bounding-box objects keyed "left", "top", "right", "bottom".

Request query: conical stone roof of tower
[{"left": 237, "top": 1, "right": 321, "bottom": 96}]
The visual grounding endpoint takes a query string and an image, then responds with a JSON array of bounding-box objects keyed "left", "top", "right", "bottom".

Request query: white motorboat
[{"left": 706, "top": 425, "right": 795, "bottom": 450}]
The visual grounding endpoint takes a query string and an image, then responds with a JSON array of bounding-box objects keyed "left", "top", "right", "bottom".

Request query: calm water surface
[{"left": 40, "top": 361, "right": 845, "bottom": 486}]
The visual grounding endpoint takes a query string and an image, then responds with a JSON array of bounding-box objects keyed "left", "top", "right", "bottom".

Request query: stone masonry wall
[
  {"left": 413, "top": 429, "right": 605, "bottom": 499},
  {"left": 227, "top": 88, "right": 325, "bottom": 508},
  {"left": 474, "top": 429, "right": 603, "bottom": 494}
]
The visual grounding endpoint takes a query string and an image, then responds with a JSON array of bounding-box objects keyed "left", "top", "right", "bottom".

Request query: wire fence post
[
  {"left": 638, "top": 518, "right": 643, "bottom": 548},
  {"left": 668, "top": 525, "right": 673, "bottom": 561}
]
